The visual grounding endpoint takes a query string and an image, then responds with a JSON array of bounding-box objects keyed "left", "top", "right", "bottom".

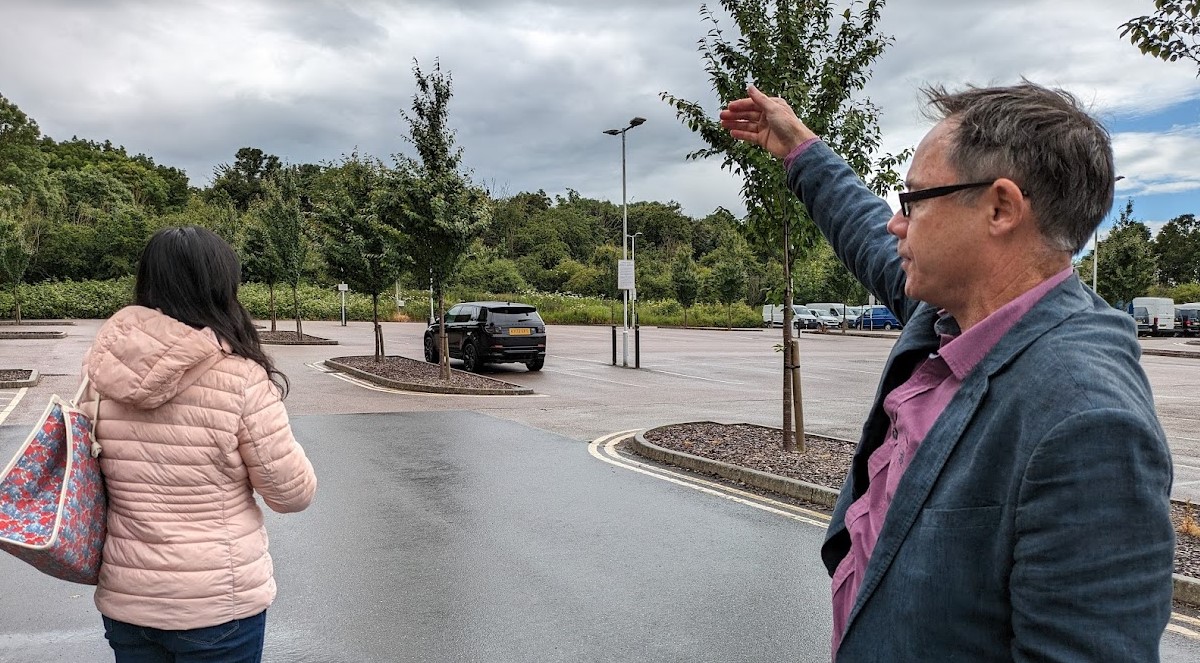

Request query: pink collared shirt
[{"left": 830, "top": 267, "right": 1073, "bottom": 658}]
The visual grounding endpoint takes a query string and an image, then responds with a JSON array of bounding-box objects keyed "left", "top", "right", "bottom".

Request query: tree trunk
[
  {"left": 791, "top": 338, "right": 805, "bottom": 452},
  {"left": 269, "top": 283, "right": 277, "bottom": 332},
  {"left": 781, "top": 214, "right": 797, "bottom": 452},
  {"left": 683, "top": 307, "right": 688, "bottom": 328},
  {"left": 373, "top": 294, "right": 384, "bottom": 361},
  {"left": 12, "top": 286, "right": 21, "bottom": 325},
  {"left": 438, "top": 289, "right": 450, "bottom": 380}
]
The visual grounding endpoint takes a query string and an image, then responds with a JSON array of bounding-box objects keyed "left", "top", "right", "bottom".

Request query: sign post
[{"left": 337, "top": 283, "right": 349, "bottom": 326}]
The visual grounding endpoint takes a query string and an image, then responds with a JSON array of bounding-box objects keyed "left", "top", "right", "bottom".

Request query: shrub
[{"left": 0, "top": 279, "right": 762, "bottom": 329}]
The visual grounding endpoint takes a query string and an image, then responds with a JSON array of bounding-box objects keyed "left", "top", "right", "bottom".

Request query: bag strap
[{"left": 71, "top": 376, "right": 103, "bottom": 458}]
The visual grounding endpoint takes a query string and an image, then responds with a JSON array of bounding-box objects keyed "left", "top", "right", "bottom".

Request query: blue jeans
[{"left": 102, "top": 610, "right": 266, "bottom": 663}]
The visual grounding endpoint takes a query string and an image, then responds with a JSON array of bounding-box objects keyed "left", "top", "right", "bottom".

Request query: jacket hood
[{"left": 84, "top": 305, "right": 226, "bottom": 409}]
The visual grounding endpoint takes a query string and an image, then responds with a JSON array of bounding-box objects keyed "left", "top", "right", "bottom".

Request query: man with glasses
[{"left": 721, "top": 83, "right": 1172, "bottom": 661}]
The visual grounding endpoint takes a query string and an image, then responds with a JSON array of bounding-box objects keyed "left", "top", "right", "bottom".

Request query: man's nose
[{"left": 886, "top": 209, "right": 906, "bottom": 238}]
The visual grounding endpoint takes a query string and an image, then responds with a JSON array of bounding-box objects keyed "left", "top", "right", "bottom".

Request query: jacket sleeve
[
  {"left": 1010, "top": 409, "right": 1173, "bottom": 661},
  {"left": 786, "top": 141, "right": 913, "bottom": 323},
  {"left": 237, "top": 369, "right": 317, "bottom": 513}
]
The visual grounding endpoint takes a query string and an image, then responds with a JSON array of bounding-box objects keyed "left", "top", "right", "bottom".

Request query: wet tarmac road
[
  {"left": 2, "top": 322, "right": 1200, "bottom": 660},
  {"left": 0, "top": 412, "right": 836, "bottom": 662}
]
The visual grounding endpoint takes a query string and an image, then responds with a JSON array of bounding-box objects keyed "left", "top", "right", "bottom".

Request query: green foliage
[
  {"left": 158, "top": 197, "right": 242, "bottom": 247},
  {"left": 454, "top": 247, "right": 528, "bottom": 294},
  {"left": 662, "top": 0, "right": 908, "bottom": 280},
  {"left": 381, "top": 58, "right": 492, "bottom": 376},
  {"left": 310, "top": 152, "right": 407, "bottom": 338},
  {"left": 254, "top": 169, "right": 312, "bottom": 334},
  {"left": 0, "top": 94, "right": 50, "bottom": 209},
  {"left": 1152, "top": 213, "right": 1200, "bottom": 285},
  {"left": 1120, "top": 1, "right": 1200, "bottom": 71},
  {"left": 1168, "top": 282, "right": 1200, "bottom": 303},
  {"left": 0, "top": 277, "right": 134, "bottom": 320},
  {"left": 1096, "top": 200, "right": 1157, "bottom": 306},
  {"left": 207, "top": 147, "right": 282, "bottom": 212},
  {"left": 670, "top": 250, "right": 700, "bottom": 325}
]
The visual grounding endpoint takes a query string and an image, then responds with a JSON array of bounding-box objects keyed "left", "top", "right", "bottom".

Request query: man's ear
[{"left": 987, "top": 178, "right": 1030, "bottom": 237}]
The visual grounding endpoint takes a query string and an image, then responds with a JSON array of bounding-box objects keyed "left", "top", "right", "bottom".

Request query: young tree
[
  {"left": 255, "top": 169, "right": 309, "bottom": 338},
  {"left": 662, "top": 0, "right": 907, "bottom": 451},
  {"left": 1152, "top": 213, "right": 1200, "bottom": 286},
  {"left": 380, "top": 59, "right": 491, "bottom": 380},
  {"left": 1120, "top": 1, "right": 1200, "bottom": 71},
  {"left": 241, "top": 217, "right": 284, "bottom": 332},
  {"left": 1098, "top": 200, "right": 1157, "bottom": 307},
  {"left": 0, "top": 200, "right": 46, "bottom": 324},
  {"left": 709, "top": 253, "right": 747, "bottom": 329},
  {"left": 313, "top": 153, "right": 408, "bottom": 359},
  {"left": 671, "top": 250, "right": 701, "bottom": 327}
]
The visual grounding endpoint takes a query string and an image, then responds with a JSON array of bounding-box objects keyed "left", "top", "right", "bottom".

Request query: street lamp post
[
  {"left": 630, "top": 231, "right": 643, "bottom": 326},
  {"left": 604, "top": 116, "right": 646, "bottom": 367}
]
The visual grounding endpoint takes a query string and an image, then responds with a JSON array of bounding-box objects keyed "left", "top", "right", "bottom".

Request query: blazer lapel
[{"left": 840, "top": 276, "right": 1094, "bottom": 634}]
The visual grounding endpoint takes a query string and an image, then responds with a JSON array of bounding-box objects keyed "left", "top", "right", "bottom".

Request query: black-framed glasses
[{"left": 898, "top": 181, "right": 994, "bottom": 217}]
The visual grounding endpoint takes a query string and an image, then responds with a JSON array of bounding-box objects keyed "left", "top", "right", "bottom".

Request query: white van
[
  {"left": 807, "top": 302, "right": 853, "bottom": 327},
  {"left": 762, "top": 304, "right": 836, "bottom": 329},
  {"left": 1131, "top": 297, "right": 1175, "bottom": 336}
]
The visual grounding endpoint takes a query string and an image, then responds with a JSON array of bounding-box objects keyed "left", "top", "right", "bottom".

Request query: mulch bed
[
  {"left": 0, "top": 369, "right": 32, "bottom": 382},
  {"left": 259, "top": 330, "right": 337, "bottom": 345},
  {"left": 646, "top": 421, "right": 1200, "bottom": 579},
  {"left": 331, "top": 355, "right": 526, "bottom": 391}
]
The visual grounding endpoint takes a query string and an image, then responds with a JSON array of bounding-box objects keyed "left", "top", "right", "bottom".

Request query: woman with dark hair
[{"left": 81, "top": 226, "right": 317, "bottom": 662}]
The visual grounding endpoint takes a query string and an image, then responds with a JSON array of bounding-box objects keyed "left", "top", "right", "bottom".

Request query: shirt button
[{"left": 892, "top": 429, "right": 898, "bottom": 439}]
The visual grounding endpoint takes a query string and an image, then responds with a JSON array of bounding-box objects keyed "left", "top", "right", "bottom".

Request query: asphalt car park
[{"left": 1, "top": 322, "right": 1199, "bottom": 659}]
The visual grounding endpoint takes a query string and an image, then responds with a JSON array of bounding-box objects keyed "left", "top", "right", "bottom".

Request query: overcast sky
[{"left": 2, "top": 0, "right": 1197, "bottom": 235}]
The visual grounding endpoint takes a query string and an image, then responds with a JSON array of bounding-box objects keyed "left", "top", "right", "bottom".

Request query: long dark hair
[{"left": 135, "top": 226, "right": 289, "bottom": 396}]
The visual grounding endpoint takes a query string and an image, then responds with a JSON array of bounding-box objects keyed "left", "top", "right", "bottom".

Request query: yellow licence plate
[{"left": 508, "top": 327, "right": 532, "bottom": 336}]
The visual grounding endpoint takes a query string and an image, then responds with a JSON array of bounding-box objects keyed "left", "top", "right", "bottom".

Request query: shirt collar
[{"left": 935, "top": 266, "right": 1074, "bottom": 379}]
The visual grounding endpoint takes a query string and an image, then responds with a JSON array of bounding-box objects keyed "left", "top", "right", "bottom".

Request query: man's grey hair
[{"left": 922, "top": 81, "right": 1115, "bottom": 254}]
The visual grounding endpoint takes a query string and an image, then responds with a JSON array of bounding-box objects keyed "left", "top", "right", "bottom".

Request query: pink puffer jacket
[{"left": 81, "top": 306, "right": 317, "bottom": 630}]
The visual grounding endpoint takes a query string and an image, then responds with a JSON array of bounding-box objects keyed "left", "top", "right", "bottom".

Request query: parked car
[
  {"left": 853, "top": 306, "right": 902, "bottom": 330},
  {"left": 1176, "top": 307, "right": 1199, "bottom": 337},
  {"left": 424, "top": 301, "right": 546, "bottom": 372},
  {"left": 1132, "top": 306, "right": 1152, "bottom": 336},
  {"left": 762, "top": 304, "right": 837, "bottom": 329}
]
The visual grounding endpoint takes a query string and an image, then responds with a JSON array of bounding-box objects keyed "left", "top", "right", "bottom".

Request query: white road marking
[
  {"left": 1174, "top": 612, "right": 1200, "bottom": 628},
  {"left": 540, "top": 368, "right": 642, "bottom": 387},
  {"left": 1166, "top": 623, "right": 1200, "bottom": 639},
  {"left": 0, "top": 388, "right": 26, "bottom": 426},
  {"left": 639, "top": 368, "right": 744, "bottom": 385},
  {"left": 587, "top": 431, "right": 829, "bottom": 528}
]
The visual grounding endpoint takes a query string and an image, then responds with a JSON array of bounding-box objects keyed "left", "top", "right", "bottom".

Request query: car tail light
[{"left": 485, "top": 323, "right": 501, "bottom": 334}]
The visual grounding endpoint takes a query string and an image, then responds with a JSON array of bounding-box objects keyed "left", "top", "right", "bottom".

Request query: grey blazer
[{"left": 789, "top": 142, "right": 1174, "bottom": 661}]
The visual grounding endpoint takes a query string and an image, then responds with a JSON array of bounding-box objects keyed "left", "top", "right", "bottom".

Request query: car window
[
  {"left": 457, "top": 306, "right": 478, "bottom": 323},
  {"left": 444, "top": 305, "right": 461, "bottom": 322},
  {"left": 489, "top": 307, "right": 543, "bottom": 326}
]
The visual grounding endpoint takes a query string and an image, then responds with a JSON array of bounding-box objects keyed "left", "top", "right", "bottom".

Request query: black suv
[{"left": 424, "top": 301, "right": 546, "bottom": 372}]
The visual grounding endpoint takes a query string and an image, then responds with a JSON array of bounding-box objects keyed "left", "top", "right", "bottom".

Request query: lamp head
[
  {"left": 629, "top": 117, "right": 646, "bottom": 127},
  {"left": 603, "top": 129, "right": 621, "bottom": 135}
]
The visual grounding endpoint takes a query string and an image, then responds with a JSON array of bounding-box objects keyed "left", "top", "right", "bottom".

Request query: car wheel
[
  {"left": 883, "top": 322, "right": 893, "bottom": 330},
  {"left": 423, "top": 334, "right": 438, "bottom": 363},
  {"left": 526, "top": 356, "right": 544, "bottom": 371},
  {"left": 462, "top": 341, "right": 481, "bottom": 372}
]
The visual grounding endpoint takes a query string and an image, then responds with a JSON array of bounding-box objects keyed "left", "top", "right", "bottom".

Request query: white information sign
[
  {"left": 617, "top": 260, "right": 635, "bottom": 290},
  {"left": 337, "top": 283, "right": 349, "bottom": 292}
]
